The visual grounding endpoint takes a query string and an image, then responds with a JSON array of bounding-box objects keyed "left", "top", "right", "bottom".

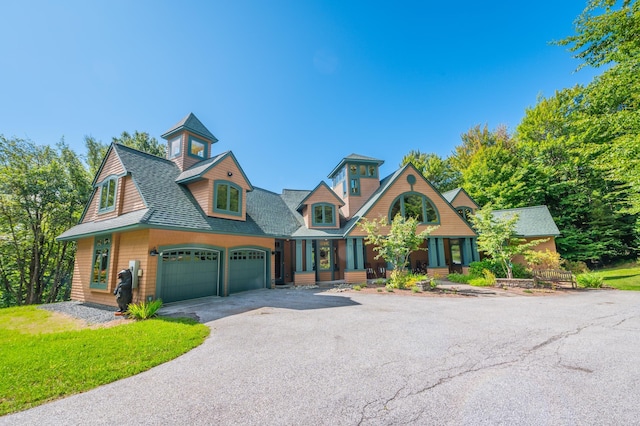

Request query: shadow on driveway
[{"left": 158, "top": 287, "right": 359, "bottom": 323}]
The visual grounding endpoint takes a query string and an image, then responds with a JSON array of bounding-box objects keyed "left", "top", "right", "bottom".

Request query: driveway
[{"left": 3, "top": 288, "right": 640, "bottom": 425}]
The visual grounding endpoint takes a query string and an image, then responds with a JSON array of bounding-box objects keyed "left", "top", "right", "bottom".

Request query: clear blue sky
[{"left": 1, "top": 0, "right": 600, "bottom": 193}]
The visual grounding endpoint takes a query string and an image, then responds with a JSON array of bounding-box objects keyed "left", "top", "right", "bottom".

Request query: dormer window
[
  {"left": 214, "top": 181, "right": 241, "bottom": 215},
  {"left": 312, "top": 203, "right": 335, "bottom": 226},
  {"left": 188, "top": 136, "right": 207, "bottom": 159},
  {"left": 169, "top": 136, "right": 181, "bottom": 158},
  {"left": 98, "top": 177, "right": 117, "bottom": 213},
  {"left": 457, "top": 207, "right": 473, "bottom": 221}
]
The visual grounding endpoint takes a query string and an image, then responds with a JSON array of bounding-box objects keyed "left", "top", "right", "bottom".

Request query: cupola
[{"left": 161, "top": 113, "right": 218, "bottom": 171}]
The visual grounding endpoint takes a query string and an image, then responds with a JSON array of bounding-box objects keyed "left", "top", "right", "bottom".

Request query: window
[
  {"left": 91, "top": 236, "right": 111, "bottom": 289},
  {"left": 188, "top": 136, "right": 207, "bottom": 159},
  {"left": 457, "top": 207, "right": 473, "bottom": 221},
  {"left": 169, "top": 136, "right": 181, "bottom": 158},
  {"left": 350, "top": 178, "right": 360, "bottom": 195},
  {"left": 98, "top": 178, "right": 117, "bottom": 213},
  {"left": 312, "top": 203, "right": 335, "bottom": 226},
  {"left": 450, "top": 239, "right": 462, "bottom": 265},
  {"left": 214, "top": 181, "right": 241, "bottom": 215},
  {"left": 389, "top": 193, "right": 439, "bottom": 223},
  {"left": 318, "top": 240, "right": 332, "bottom": 270}
]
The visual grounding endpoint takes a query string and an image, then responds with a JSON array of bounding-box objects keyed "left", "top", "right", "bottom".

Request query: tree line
[
  {"left": 402, "top": 0, "right": 639, "bottom": 267},
  {"left": 1, "top": 1, "right": 637, "bottom": 307}
]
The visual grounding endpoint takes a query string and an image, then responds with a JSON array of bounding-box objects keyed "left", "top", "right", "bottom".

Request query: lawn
[
  {"left": 0, "top": 306, "right": 209, "bottom": 416},
  {"left": 595, "top": 265, "right": 640, "bottom": 291}
]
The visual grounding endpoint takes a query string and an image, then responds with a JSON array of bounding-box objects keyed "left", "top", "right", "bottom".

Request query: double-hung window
[
  {"left": 214, "top": 181, "right": 241, "bottom": 215},
  {"left": 98, "top": 177, "right": 117, "bottom": 213}
]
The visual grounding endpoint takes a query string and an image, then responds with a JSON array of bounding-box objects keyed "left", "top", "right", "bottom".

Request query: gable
[
  {"left": 346, "top": 166, "right": 477, "bottom": 237},
  {"left": 449, "top": 189, "right": 478, "bottom": 210}
]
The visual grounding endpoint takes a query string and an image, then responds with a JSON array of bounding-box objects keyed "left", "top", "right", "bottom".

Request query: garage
[
  {"left": 159, "top": 248, "right": 220, "bottom": 303},
  {"left": 228, "top": 249, "right": 267, "bottom": 293}
]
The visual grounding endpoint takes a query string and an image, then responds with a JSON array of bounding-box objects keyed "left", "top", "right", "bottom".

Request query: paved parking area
[{"left": 3, "top": 288, "right": 640, "bottom": 425}]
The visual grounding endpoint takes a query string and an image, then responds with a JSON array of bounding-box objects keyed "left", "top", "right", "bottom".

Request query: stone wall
[{"left": 495, "top": 278, "right": 535, "bottom": 288}]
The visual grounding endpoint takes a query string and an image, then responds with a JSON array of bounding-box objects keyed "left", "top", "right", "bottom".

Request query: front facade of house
[{"left": 58, "top": 113, "right": 557, "bottom": 306}]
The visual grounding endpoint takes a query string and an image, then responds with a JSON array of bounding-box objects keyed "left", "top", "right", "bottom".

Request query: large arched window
[{"left": 389, "top": 193, "right": 439, "bottom": 223}]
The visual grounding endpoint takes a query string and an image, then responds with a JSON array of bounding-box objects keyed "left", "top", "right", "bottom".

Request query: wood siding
[
  {"left": 294, "top": 271, "right": 315, "bottom": 286},
  {"left": 449, "top": 191, "right": 478, "bottom": 210},
  {"left": 186, "top": 179, "right": 210, "bottom": 216},
  {"left": 201, "top": 155, "right": 251, "bottom": 221},
  {"left": 344, "top": 270, "right": 366, "bottom": 284},
  {"left": 511, "top": 237, "right": 557, "bottom": 266},
  {"left": 120, "top": 175, "right": 146, "bottom": 214},
  {"left": 347, "top": 167, "right": 477, "bottom": 238},
  {"left": 300, "top": 185, "right": 342, "bottom": 229}
]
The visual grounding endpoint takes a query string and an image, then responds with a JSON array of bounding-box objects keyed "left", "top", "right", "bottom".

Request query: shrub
[
  {"left": 389, "top": 270, "right": 410, "bottom": 289},
  {"left": 353, "top": 285, "right": 362, "bottom": 291},
  {"left": 577, "top": 273, "right": 604, "bottom": 288},
  {"left": 447, "top": 273, "right": 470, "bottom": 284},
  {"left": 468, "top": 277, "right": 492, "bottom": 287},
  {"left": 411, "top": 286, "right": 421, "bottom": 293},
  {"left": 526, "top": 249, "right": 562, "bottom": 270},
  {"left": 482, "top": 269, "right": 496, "bottom": 286},
  {"left": 385, "top": 284, "right": 395, "bottom": 292},
  {"left": 127, "top": 299, "right": 163, "bottom": 320},
  {"left": 469, "top": 260, "right": 531, "bottom": 279},
  {"left": 564, "top": 260, "right": 589, "bottom": 275}
]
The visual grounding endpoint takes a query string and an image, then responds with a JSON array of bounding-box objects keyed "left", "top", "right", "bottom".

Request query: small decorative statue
[{"left": 114, "top": 269, "right": 133, "bottom": 315}]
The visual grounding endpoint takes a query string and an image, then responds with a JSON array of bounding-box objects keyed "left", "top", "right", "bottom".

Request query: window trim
[
  {"left": 90, "top": 235, "right": 112, "bottom": 289},
  {"left": 213, "top": 180, "right": 242, "bottom": 216},
  {"left": 98, "top": 176, "right": 118, "bottom": 214},
  {"left": 388, "top": 192, "right": 440, "bottom": 224},
  {"left": 312, "top": 203, "right": 336, "bottom": 227},
  {"left": 187, "top": 135, "right": 208, "bottom": 160}
]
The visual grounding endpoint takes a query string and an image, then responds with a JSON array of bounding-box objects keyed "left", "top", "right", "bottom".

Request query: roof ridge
[{"left": 113, "top": 143, "right": 174, "bottom": 164}]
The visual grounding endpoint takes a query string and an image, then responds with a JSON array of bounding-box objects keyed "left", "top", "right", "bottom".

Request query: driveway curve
[{"left": 3, "top": 288, "right": 640, "bottom": 425}]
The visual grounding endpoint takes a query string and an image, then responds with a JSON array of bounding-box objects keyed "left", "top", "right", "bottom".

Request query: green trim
[
  {"left": 187, "top": 135, "right": 208, "bottom": 160},
  {"left": 156, "top": 244, "right": 224, "bottom": 299},
  {"left": 296, "top": 181, "right": 345, "bottom": 210},
  {"left": 214, "top": 180, "right": 242, "bottom": 216},
  {"left": 90, "top": 235, "right": 112, "bottom": 289},
  {"left": 311, "top": 203, "right": 336, "bottom": 227},
  {"left": 98, "top": 176, "right": 118, "bottom": 214},
  {"left": 388, "top": 192, "right": 440, "bottom": 225}
]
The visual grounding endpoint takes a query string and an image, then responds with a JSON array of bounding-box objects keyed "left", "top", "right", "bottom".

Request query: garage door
[
  {"left": 159, "top": 249, "right": 220, "bottom": 303},
  {"left": 228, "top": 249, "right": 266, "bottom": 293}
]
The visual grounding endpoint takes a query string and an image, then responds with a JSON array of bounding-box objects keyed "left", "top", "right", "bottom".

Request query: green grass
[
  {"left": 0, "top": 306, "right": 210, "bottom": 416},
  {"left": 593, "top": 265, "right": 640, "bottom": 291}
]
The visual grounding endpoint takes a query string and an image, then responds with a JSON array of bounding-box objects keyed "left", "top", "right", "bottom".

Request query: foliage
[
  {"left": 469, "top": 205, "right": 547, "bottom": 278},
  {"left": 447, "top": 273, "right": 471, "bottom": 284},
  {"left": 482, "top": 269, "right": 497, "bottom": 286},
  {"left": 0, "top": 137, "right": 92, "bottom": 306},
  {"left": 127, "top": 299, "right": 163, "bottom": 320},
  {"left": 576, "top": 272, "right": 605, "bottom": 288},
  {"left": 0, "top": 306, "right": 209, "bottom": 415},
  {"left": 525, "top": 249, "right": 563, "bottom": 270},
  {"left": 563, "top": 260, "right": 590, "bottom": 275},
  {"left": 400, "top": 150, "right": 461, "bottom": 192},
  {"left": 411, "top": 286, "right": 421, "bottom": 293},
  {"left": 352, "top": 285, "right": 362, "bottom": 291},
  {"left": 359, "top": 214, "right": 437, "bottom": 286},
  {"left": 469, "top": 259, "right": 531, "bottom": 279}
]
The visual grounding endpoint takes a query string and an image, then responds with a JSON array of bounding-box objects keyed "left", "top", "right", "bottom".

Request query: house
[{"left": 58, "top": 113, "right": 556, "bottom": 306}]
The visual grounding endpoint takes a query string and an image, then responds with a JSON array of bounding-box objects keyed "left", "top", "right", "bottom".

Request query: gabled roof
[
  {"left": 492, "top": 205, "right": 560, "bottom": 237},
  {"left": 442, "top": 187, "right": 479, "bottom": 208},
  {"left": 174, "top": 151, "right": 254, "bottom": 190},
  {"left": 295, "top": 181, "right": 344, "bottom": 211},
  {"left": 327, "top": 153, "right": 384, "bottom": 179},
  {"left": 161, "top": 112, "right": 218, "bottom": 142}
]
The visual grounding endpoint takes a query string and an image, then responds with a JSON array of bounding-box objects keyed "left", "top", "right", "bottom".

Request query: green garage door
[
  {"left": 159, "top": 249, "right": 220, "bottom": 303},
  {"left": 228, "top": 249, "right": 266, "bottom": 294}
]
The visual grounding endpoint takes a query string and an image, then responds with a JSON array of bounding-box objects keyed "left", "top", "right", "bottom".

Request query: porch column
[
  {"left": 462, "top": 238, "right": 472, "bottom": 266},
  {"left": 436, "top": 238, "right": 446, "bottom": 267},
  {"left": 295, "top": 239, "right": 303, "bottom": 271},
  {"left": 305, "top": 239, "right": 313, "bottom": 272},
  {"left": 471, "top": 238, "right": 480, "bottom": 262},
  {"left": 355, "top": 238, "right": 364, "bottom": 270},
  {"left": 346, "top": 238, "right": 355, "bottom": 270},
  {"left": 428, "top": 238, "right": 438, "bottom": 267}
]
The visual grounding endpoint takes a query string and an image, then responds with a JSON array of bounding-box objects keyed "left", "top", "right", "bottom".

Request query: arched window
[
  {"left": 456, "top": 207, "right": 473, "bottom": 221},
  {"left": 389, "top": 193, "right": 439, "bottom": 223}
]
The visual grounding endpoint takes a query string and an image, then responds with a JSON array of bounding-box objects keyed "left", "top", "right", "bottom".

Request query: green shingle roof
[
  {"left": 492, "top": 205, "right": 560, "bottom": 237},
  {"left": 161, "top": 112, "right": 218, "bottom": 142}
]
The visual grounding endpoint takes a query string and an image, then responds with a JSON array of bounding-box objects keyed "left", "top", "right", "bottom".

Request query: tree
[
  {"left": 0, "top": 136, "right": 91, "bottom": 306},
  {"left": 85, "top": 130, "right": 166, "bottom": 176},
  {"left": 469, "top": 205, "right": 547, "bottom": 279},
  {"left": 359, "top": 214, "right": 437, "bottom": 285},
  {"left": 400, "top": 150, "right": 461, "bottom": 192}
]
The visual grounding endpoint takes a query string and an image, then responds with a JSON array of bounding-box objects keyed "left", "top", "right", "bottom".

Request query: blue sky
[{"left": 1, "top": 1, "right": 600, "bottom": 193}]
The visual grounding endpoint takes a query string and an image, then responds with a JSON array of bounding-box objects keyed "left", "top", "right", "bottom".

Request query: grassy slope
[
  {"left": 595, "top": 266, "right": 640, "bottom": 291},
  {"left": 0, "top": 306, "right": 209, "bottom": 416}
]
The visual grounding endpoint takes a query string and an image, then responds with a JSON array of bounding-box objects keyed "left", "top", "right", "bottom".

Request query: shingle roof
[
  {"left": 492, "top": 205, "right": 560, "bottom": 237},
  {"left": 327, "top": 153, "right": 384, "bottom": 178},
  {"left": 247, "top": 188, "right": 302, "bottom": 236},
  {"left": 57, "top": 209, "right": 151, "bottom": 240},
  {"left": 175, "top": 152, "right": 227, "bottom": 183},
  {"left": 441, "top": 188, "right": 462, "bottom": 203},
  {"left": 161, "top": 112, "right": 218, "bottom": 142}
]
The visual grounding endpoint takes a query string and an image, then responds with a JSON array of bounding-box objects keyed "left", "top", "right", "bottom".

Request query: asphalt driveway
[{"left": 3, "top": 287, "right": 640, "bottom": 425}]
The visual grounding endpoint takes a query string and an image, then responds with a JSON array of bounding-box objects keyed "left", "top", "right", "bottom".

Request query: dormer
[
  {"left": 296, "top": 182, "right": 344, "bottom": 229},
  {"left": 442, "top": 187, "right": 479, "bottom": 222},
  {"left": 162, "top": 113, "right": 218, "bottom": 171},
  {"left": 327, "top": 154, "right": 384, "bottom": 219}
]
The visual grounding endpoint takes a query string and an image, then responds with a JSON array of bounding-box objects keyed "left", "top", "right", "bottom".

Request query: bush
[
  {"left": 352, "top": 285, "right": 362, "bottom": 291},
  {"left": 577, "top": 273, "right": 604, "bottom": 288},
  {"left": 127, "top": 299, "right": 163, "bottom": 320},
  {"left": 468, "top": 277, "right": 492, "bottom": 287},
  {"left": 447, "top": 273, "right": 470, "bottom": 284},
  {"left": 482, "top": 269, "right": 497, "bottom": 286},
  {"left": 411, "top": 286, "right": 421, "bottom": 293},
  {"left": 526, "top": 249, "right": 562, "bottom": 270},
  {"left": 564, "top": 260, "right": 589, "bottom": 274},
  {"left": 469, "top": 260, "right": 531, "bottom": 279}
]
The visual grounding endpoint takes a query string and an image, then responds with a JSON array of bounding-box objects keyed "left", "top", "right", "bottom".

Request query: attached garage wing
[
  {"left": 228, "top": 249, "right": 267, "bottom": 294},
  {"left": 159, "top": 249, "right": 220, "bottom": 303}
]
